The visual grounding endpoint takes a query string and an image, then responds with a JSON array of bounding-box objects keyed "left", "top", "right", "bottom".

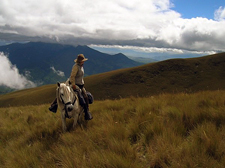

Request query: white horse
[{"left": 56, "top": 82, "right": 87, "bottom": 132}]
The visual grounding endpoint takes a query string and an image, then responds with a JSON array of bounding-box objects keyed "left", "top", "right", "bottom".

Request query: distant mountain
[
  {"left": 0, "top": 42, "right": 142, "bottom": 87},
  {"left": 0, "top": 52, "right": 225, "bottom": 107},
  {"left": 128, "top": 56, "right": 158, "bottom": 63}
]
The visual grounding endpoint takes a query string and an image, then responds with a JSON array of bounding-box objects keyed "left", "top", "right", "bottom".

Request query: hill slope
[
  {"left": 1, "top": 91, "right": 225, "bottom": 167},
  {"left": 85, "top": 52, "right": 225, "bottom": 99},
  {"left": 0, "top": 52, "right": 224, "bottom": 107}
]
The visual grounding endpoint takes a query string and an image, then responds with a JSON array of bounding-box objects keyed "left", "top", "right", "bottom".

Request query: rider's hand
[{"left": 72, "top": 85, "right": 77, "bottom": 91}]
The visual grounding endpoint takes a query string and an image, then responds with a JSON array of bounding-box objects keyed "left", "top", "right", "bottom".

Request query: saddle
[
  {"left": 87, "top": 92, "right": 94, "bottom": 104},
  {"left": 66, "top": 79, "right": 94, "bottom": 105},
  {"left": 76, "top": 90, "right": 94, "bottom": 106}
]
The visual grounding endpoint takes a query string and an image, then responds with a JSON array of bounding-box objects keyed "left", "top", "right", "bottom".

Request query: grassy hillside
[
  {"left": 0, "top": 52, "right": 225, "bottom": 107},
  {"left": 0, "top": 90, "right": 225, "bottom": 167},
  {"left": 0, "top": 84, "right": 56, "bottom": 107},
  {"left": 86, "top": 52, "right": 225, "bottom": 100}
]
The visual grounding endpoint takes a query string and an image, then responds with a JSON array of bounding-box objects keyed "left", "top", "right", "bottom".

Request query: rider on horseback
[{"left": 49, "top": 54, "right": 93, "bottom": 120}]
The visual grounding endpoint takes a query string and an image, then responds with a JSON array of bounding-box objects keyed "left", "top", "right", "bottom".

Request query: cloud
[
  {"left": 90, "top": 44, "right": 216, "bottom": 60},
  {"left": 0, "top": 52, "right": 36, "bottom": 89},
  {"left": 214, "top": 6, "right": 225, "bottom": 21},
  {"left": 90, "top": 44, "right": 216, "bottom": 55},
  {"left": 0, "top": 0, "right": 225, "bottom": 53},
  {"left": 50, "top": 66, "right": 65, "bottom": 77}
]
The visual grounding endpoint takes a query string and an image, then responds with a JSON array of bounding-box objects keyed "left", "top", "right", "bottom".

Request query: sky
[
  {"left": 0, "top": 0, "right": 225, "bottom": 53},
  {"left": 172, "top": 0, "right": 224, "bottom": 19},
  {"left": 0, "top": 0, "right": 225, "bottom": 89}
]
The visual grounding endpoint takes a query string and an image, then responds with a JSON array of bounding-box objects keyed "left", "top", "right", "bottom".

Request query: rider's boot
[
  {"left": 49, "top": 98, "right": 58, "bottom": 113},
  {"left": 83, "top": 96, "right": 93, "bottom": 120}
]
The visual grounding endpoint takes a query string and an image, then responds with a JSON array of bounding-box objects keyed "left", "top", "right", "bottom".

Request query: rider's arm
[{"left": 70, "top": 64, "right": 78, "bottom": 88}]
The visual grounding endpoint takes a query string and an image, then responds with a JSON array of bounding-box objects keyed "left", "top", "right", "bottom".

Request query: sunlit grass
[{"left": 0, "top": 90, "right": 225, "bottom": 167}]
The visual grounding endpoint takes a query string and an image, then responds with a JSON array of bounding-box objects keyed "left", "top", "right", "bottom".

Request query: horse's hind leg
[
  {"left": 80, "top": 120, "right": 88, "bottom": 130},
  {"left": 72, "top": 113, "right": 79, "bottom": 130},
  {"left": 78, "top": 111, "right": 88, "bottom": 130}
]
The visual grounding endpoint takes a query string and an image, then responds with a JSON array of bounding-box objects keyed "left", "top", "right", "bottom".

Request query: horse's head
[{"left": 57, "top": 82, "right": 74, "bottom": 112}]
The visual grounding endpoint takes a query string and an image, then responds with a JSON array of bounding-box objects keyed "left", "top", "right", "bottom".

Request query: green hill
[{"left": 0, "top": 52, "right": 225, "bottom": 107}]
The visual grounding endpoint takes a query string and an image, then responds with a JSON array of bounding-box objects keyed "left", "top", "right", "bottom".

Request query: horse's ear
[{"left": 57, "top": 82, "right": 60, "bottom": 87}]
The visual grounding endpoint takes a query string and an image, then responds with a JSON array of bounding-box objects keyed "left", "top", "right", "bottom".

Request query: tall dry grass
[{"left": 0, "top": 90, "right": 225, "bottom": 167}]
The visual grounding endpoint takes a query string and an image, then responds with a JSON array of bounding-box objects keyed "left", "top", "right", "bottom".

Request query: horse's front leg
[
  {"left": 61, "top": 110, "right": 67, "bottom": 133},
  {"left": 78, "top": 108, "right": 87, "bottom": 130}
]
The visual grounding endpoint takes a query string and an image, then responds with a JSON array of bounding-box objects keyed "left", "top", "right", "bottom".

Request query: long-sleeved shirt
[{"left": 69, "top": 63, "right": 84, "bottom": 86}]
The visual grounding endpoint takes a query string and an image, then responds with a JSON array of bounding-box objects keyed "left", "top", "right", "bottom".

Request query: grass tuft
[{"left": 0, "top": 90, "right": 225, "bottom": 167}]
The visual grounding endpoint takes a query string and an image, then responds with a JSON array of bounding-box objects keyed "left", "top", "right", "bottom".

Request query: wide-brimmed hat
[{"left": 74, "top": 54, "right": 88, "bottom": 63}]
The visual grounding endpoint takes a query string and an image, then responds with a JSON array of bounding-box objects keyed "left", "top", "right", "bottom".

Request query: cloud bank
[
  {"left": 214, "top": 6, "right": 225, "bottom": 21},
  {"left": 0, "top": 52, "right": 36, "bottom": 89},
  {"left": 0, "top": 0, "right": 225, "bottom": 53}
]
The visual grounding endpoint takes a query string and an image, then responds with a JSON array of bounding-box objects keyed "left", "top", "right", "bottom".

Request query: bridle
[{"left": 58, "top": 85, "right": 76, "bottom": 118}]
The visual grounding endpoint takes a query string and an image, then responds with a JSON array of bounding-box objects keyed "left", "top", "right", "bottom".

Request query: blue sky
[{"left": 172, "top": 0, "right": 224, "bottom": 19}]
